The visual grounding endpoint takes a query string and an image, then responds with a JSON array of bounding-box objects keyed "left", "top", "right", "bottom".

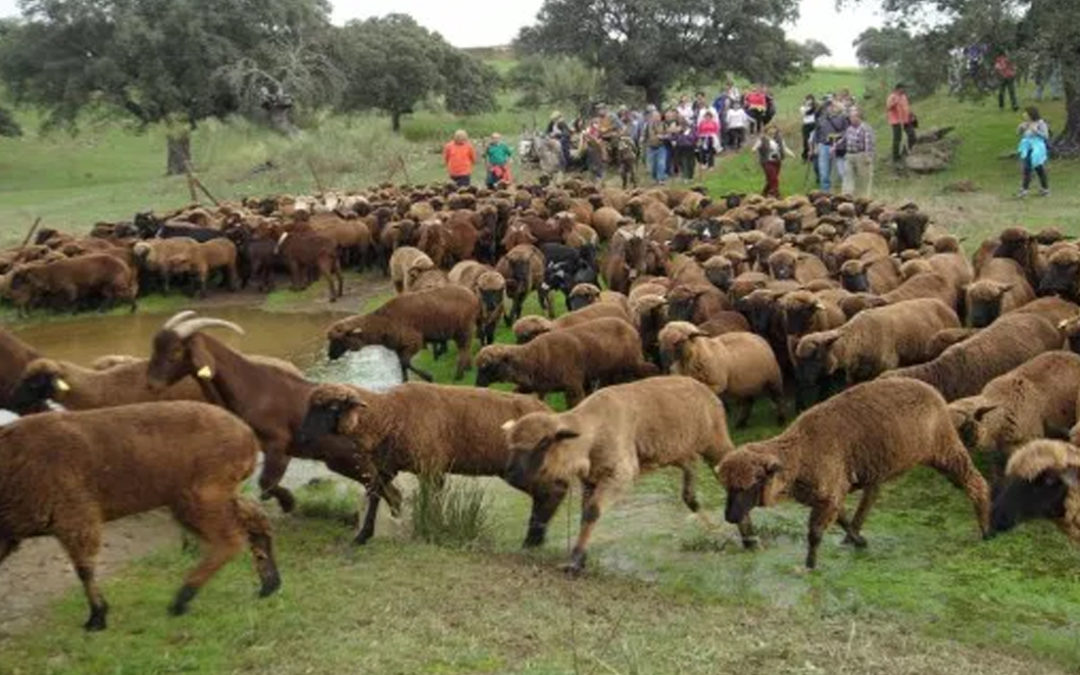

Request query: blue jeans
[
  {"left": 647, "top": 145, "right": 668, "bottom": 182},
  {"left": 816, "top": 143, "right": 834, "bottom": 191}
]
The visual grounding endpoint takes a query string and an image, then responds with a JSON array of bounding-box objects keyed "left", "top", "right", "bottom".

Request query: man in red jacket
[
  {"left": 995, "top": 53, "right": 1019, "bottom": 112},
  {"left": 886, "top": 83, "right": 917, "bottom": 163}
]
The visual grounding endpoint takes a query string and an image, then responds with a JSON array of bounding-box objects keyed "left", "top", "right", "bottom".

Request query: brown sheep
[
  {"left": 815, "top": 298, "right": 961, "bottom": 384},
  {"left": 949, "top": 351, "right": 1080, "bottom": 472},
  {"left": 0, "top": 402, "right": 280, "bottom": 630},
  {"left": 327, "top": 285, "right": 479, "bottom": 381},
  {"left": 275, "top": 229, "right": 343, "bottom": 302},
  {"left": 1038, "top": 244, "right": 1080, "bottom": 301},
  {"left": 965, "top": 258, "right": 1035, "bottom": 328},
  {"left": 992, "top": 227, "right": 1042, "bottom": 288},
  {"left": 990, "top": 440, "right": 1080, "bottom": 543},
  {"left": 496, "top": 244, "right": 547, "bottom": 325},
  {"left": 133, "top": 237, "right": 202, "bottom": 294},
  {"left": 839, "top": 256, "right": 901, "bottom": 294},
  {"left": 389, "top": 246, "right": 433, "bottom": 293},
  {"left": 766, "top": 248, "right": 829, "bottom": 284},
  {"left": 882, "top": 271, "right": 958, "bottom": 311},
  {"left": 8, "top": 253, "right": 137, "bottom": 315},
  {"left": 591, "top": 206, "right": 622, "bottom": 240},
  {"left": 882, "top": 312, "right": 1064, "bottom": 401},
  {"left": 703, "top": 255, "right": 738, "bottom": 293},
  {"left": 658, "top": 322, "right": 785, "bottom": 426},
  {"left": 0, "top": 327, "right": 41, "bottom": 412},
  {"left": 198, "top": 238, "right": 240, "bottom": 291},
  {"left": 666, "top": 282, "right": 731, "bottom": 324},
  {"left": 417, "top": 214, "right": 478, "bottom": 268},
  {"left": 927, "top": 327, "right": 979, "bottom": 359},
  {"left": 298, "top": 382, "right": 565, "bottom": 547},
  {"left": 602, "top": 226, "right": 648, "bottom": 295},
  {"left": 311, "top": 212, "right": 372, "bottom": 269},
  {"left": 406, "top": 260, "right": 449, "bottom": 292},
  {"left": 477, "top": 317, "right": 656, "bottom": 406},
  {"left": 7, "top": 357, "right": 206, "bottom": 414},
  {"left": 566, "top": 283, "right": 630, "bottom": 313},
  {"left": 697, "top": 311, "right": 751, "bottom": 336},
  {"left": 503, "top": 376, "right": 741, "bottom": 574},
  {"left": 512, "top": 301, "right": 635, "bottom": 344},
  {"left": 719, "top": 377, "right": 990, "bottom": 569}
]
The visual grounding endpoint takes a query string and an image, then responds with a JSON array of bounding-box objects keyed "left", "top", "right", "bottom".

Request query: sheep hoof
[
  {"left": 259, "top": 572, "right": 282, "bottom": 598},
  {"left": 168, "top": 585, "right": 198, "bottom": 616},
  {"left": 560, "top": 562, "right": 585, "bottom": 577},
  {"left": 83, "top": 605, "right": 108, "bottom": 632},
  {"left": 841, "top": 533, "right": 868, "bottom": 549}
]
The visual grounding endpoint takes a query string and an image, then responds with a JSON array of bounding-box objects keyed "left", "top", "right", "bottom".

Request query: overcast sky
[{"left": 0, "top": 0, "right": 883, "bottom": 67}]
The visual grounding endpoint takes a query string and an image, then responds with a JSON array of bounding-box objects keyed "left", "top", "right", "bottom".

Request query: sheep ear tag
[
  {"left": 197, "top": 365, "right": 214, "bottom": 380},
  {"left": 54, "top": 378, "right": 71, "bottom": 393},
  {"left": 501, "top": 420, "right": 515, "bottom": 432}
]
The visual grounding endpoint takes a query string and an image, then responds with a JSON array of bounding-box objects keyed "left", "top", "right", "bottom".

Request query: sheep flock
[{"left": 3, "top": 179, "right": 1080, "bottom": 633}]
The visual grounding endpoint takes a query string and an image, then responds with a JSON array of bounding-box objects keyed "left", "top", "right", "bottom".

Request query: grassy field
[{"left": 3, "top": 67, "right": 1080, "bottom": 673}]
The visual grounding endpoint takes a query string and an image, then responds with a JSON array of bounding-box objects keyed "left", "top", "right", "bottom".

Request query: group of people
[{"left": 797, "top": 87, "right": 880, "bottom": 198}]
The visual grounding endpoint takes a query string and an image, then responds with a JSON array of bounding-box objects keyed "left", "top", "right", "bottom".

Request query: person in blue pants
[{"left": 813, "top": 99, "right": 849, "bottom": 192}]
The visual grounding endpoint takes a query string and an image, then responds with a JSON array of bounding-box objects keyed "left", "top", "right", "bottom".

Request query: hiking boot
[
  {"left": 1017, "top": 189, "right": 1029, "bottom": 199},
  {"left": 1040, "top": 188, "right": 1050, "bottom": 197}
]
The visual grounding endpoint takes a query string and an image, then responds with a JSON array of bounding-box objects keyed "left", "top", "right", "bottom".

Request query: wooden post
[
  {"left": 183, "top": 161, "right": 220, "bottom": 206},
  {"left": 306, "top": 157, "right": 326, "bottom": 195},
  {"left": 19, "top": 217, "right": 41, "bottom": 250}
]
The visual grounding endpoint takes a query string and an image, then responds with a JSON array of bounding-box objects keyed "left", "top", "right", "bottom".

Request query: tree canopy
[
  {"left": 514, "top": 0, "right": 806, "bottom": 105},
  {"left": 332, "top": 15, "right": 498, "bottom": 132}
]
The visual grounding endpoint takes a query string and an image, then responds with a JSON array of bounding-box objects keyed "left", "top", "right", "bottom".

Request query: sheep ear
[
  {"left": 554, "top": 426, "right": 580, "bottom": 441},
  {"left": 973, "top": 405, "right": 998, "bottom": 422}
]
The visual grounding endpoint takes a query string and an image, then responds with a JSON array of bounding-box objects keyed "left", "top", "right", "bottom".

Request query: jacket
[
  {"left": 444, "top": 141, "right": 476, "bottom": 177},
  {"left": 886, "top": 92, "right": 911, "bottom": 126}
]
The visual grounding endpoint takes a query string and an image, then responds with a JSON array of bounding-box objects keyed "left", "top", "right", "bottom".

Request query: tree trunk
[
  {"left": 166, "top": 132, "right": 191, "bottom": 176},
  {"left": 644, "top": 83, "right": 664, "bottom": 108},
  {"left": 391, "top": 111, "right": 402, "bottom": 133},
  {"left": 1054, "top": 69, "right": 1080, "bottom": 157}
]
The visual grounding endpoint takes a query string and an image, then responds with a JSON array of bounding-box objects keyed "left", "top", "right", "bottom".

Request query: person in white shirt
[
  {"left": 676, "top": 95, "right": 694, "bottom": 124},
  {"left": 752, "top": 125, "right": 796, "bottom": 197},
  {"left": 725, "top": 101, "right": 750, "bottom": 150}
]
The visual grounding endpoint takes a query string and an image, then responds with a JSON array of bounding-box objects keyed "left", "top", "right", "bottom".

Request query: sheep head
[
  {"left": 299, "top": 383, "right": 370, "bottom": 444},
  {"left": 1039, "top": 247, "right": 1080, "bottom": 297},
  {"left": 474, "top": 345, "right": 516, "bottom": 388},
  {"left": 718, "top": 448, "right": 785, "bottom": 524},
  {"left": 503, "top": 412, "right": 585, "bottom": 487},
  {"left": 8, "top": 358, "right": 69, "bottom": 413},
  {"left": 948, "top": 397, "right": 997, "bottom": 450},
  {"left": 766, "top": 249, "right": 798, "bottom": 281},
  {"left": 793, "top": 330, "right": 842, "bottom": 387},
  {"left": 657, "top": 321, "right": 705, "bottom": 373},
  {"left": 147, "top": 311, "right": 244, "bottom": 390},
  {"left": 511, "top": 315, "right": 553, "bottom": 344},
  {"left": 703, "top": 256, "right": 735, "bottom": 292},
  {"left": 965, "top": 280, "right": 1014, "bottom": 329},
  {"left": 991, "top": 440, "right": 1080, "bottom": 538},
  {"left": 567, "top": 283, "right": 601, "bottom": 311}
]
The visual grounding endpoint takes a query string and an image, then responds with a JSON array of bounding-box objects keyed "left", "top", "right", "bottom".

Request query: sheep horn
[
  {"left": 173, "top": 317, "right": 246, "bottom": 339},
  {"left": 162, "top": 310, "right": 198, "bottom": 331}
]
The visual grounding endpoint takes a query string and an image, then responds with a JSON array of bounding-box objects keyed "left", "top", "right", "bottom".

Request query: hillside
[{"left": 0, "top": 68, "right": 1074, "bottom": 248}]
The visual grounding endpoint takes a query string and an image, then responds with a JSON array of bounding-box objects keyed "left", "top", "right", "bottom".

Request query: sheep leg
[
  {"left": 404, "top": 359, "right": 434, "bottom": 383},
  {"left": 805, "top": 499, "right": 840, "bottom": 570},
  {"left": 768, "top": 380, "right": 787, "bottom": 425},
  {"left": 258, "top": 448, "right": 297, "bottom": 513},
  {"left": 927, "top": 450, "right": 992, "bottom": 538},
  {"left": 735, "top": 397, "right": 755, "bottom": 428},
  {"left": 840, "top": 485, "right": 879, "bottom": 548},
  {"left": 169, "top": 498, "right": 247, "bottom": 616},
  {"left": 355, "top": 486, "right": 382, "bottom": 545},
  {"left": 522, "top": 481, "right": 568, "bottom": 548},
  {"left": 234, "top": 497, "right": 281, "bottom": 598},
  {"left": 56, "top": 523, "right": 108, "bottom": 631},
  {"left": 453, "top": 333, "right": 472, "bottom": 380},
  {"left": 563, "top": 480, "right": 608, "bottom": 576},
  {"left": 681, "top": 464, "right": 717, "bottom": 529}
]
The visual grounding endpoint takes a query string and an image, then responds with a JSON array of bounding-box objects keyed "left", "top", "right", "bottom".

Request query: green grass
[{"left": 3, "top": 68, "right": 1080, "bottom": 672}]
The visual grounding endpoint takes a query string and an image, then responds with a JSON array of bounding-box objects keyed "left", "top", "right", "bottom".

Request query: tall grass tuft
[{"left": 409, "top": 470, "right": 491, "bottom": 549}]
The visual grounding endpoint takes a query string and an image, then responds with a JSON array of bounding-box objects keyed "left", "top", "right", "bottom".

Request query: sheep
[
  {"left": 7, "top": 357, "right": 206, "bottom": 414},
  {"left": 839, "top": 256, "right": 901, "bottom": 294},
  {"left": 132, "top": 237, "right": 202, "bottom": 294},
  {"left": 0, "top": 402, "right": 280, "bottom": 630},
  {"left": 881, "top": 312, "right": 1064, "bottom": 401},
  {"left": 389, "top": 246, "right": 433, "bottom": 293},
  {"left": 965, "top": 258, "right": 1035, "bottom": 328},
  {"left": 9, "top": 254, "right": 138, "bottom": 314},
  {"left": 503, "top": 376, "right": 740, "bottom": 575},
  {"left": 602, "top": 226, "right": 647, "bottom": 294},
  {"left": 147, "top": 312, "right": 373, "bottom": 514},
  {"left": 497, "top": 243, "right": 547, "bottom": 325},
  {"left": 718, "top": 377, "right": 990, "bottom": 569},
  {"left": 275, "top": 228, "right": 343, "bottom": 302},
  {"left": 703, "top": 255, "right": 738, "bottom": 293},
  {"left": 406, "top": 260, "right": 449, "bottom": 292},
  {"left": 298, "top": 382, "right": 566, "bottom": 547},
  {"left": 198, "top": 238, "right": 240, "bottom": 291},
  {"left": 666, "top": 282, "right": 731, "bottom": 324},
  {"left": 822, "top": 298, "right": 961, "bottom": 384},
  {"left": 766, "top": 248, "right": 829, "bottom": 284},
  {"left": 949, "top": 351, "right": 1080, "bottom": 474},
  {"left": 566, "top": 283, "right": 630, "bottom": 314},
  {"left": 0, "top": 327, "right": 40, "bottom": 412},
  {"left": 992, "top": 227, "right": 1042, "bottom": 288},
  {"left": 511, "top": 302, "right": 634, "bottom": 344},
  {"left": 1039, "top": 244, "right": 1080, "bottom": 301},
  {"left": 697, "top": 311, "right": 751, "bottom": 336},
  {"left": 472, "top": 271, "right": 506, "bottom": 346},
  {"left": 658, "top": 321, "right": 784, "bottom": 426},
  {"left": 882, "top": 271, "right": 958, "bottom": 311},
  {"left": 327, "top": 285, "right": 479, "bottom": 381},
  {"left": 476, "top": 317, "right": 656, "bottom": 406},
  {"left": 990, "top": 440, "right": 1080, "bottom": 543},
  {"left": 927, "top": 327, "right": 979, "bottom": 359}
]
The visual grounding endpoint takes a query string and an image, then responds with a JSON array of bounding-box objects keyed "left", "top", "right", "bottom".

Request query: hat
[
  {"left": 491, "top": 132, "right": 501, "bottom": 140},
  {"left": 550, "top": 111, "right": 562, "bottom": 120}
]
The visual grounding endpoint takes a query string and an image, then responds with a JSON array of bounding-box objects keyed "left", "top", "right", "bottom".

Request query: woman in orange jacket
[{"left": 443, "top": 129, "right": 476, "bottom": 186}]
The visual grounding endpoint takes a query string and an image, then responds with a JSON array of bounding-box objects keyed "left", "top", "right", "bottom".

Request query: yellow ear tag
[
  {"left": 197, "top": 366, "right": 213, "bottom": 380},
  {"left": 55, "top": 378, "right": 71, "bottom": 393}
]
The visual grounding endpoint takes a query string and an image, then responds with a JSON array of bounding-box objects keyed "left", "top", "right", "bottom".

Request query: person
[
  {"left": 692, "top": 91, "right": 716, "bottom": 125},
  {"left": 546, "top": 111, "right": 572, "bottom": 170},
  {"left": 584, "top": 117, "right": 607, "bottom": 183},
  {"left": 484, "top": 132, "right": 512, "bottom": 188},
  {"left": 995, "top": 53, "right": 1019, "bottom": 111},
  {"left": 643, "top": 109, "right": 668, "bottom": 184},
  {"left": 1017, "top": 106, "right": 1050, "bottom": 198},
  {"left": 813, "top": 98, "right": 850, "bottom": 192},
  {"left": 662, "top": 109, "right": 681, "bottom": 176},
  {"left": 443, "top": 129, "right": 475, "bottom": 187},
  {"left": 676, "top": 95, "right": 694, "bottom": 124},
  {"left": 724, "top": 101, "right": 750, "bottom": 150},
  {"left": 696, "top": 108, "right": 722, "bottom": 170},
  {"left": 886, "top": 83, "right": 917, "bottom": 163},
  {"left": 836, "top": 88, "right": 857, "bottom": 114},
  {"left": 744, "top": 84, "right": 768, "bottom": 134},
  {"left": 799, "top": 94, "right": 819, "bottom": 162},
  {"left": 838, "top": 108, "right": 876, "bottom": 197},
  {"left": 672, "top": 117, "right": 698, "bottom": 182},
  {"left": 723, "top": 80, "right": 741, "bottom": 108},
  {"left": 752, "top": 125, "right": 796, "bottom": 198}
]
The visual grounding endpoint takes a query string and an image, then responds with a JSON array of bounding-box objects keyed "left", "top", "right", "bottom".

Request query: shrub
[{"left": 409, "top": 471, "right": 491, "bottom": 549}]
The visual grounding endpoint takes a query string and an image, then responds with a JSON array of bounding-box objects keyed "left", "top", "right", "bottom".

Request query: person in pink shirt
[
  {"left": 886, "top": 83, "right": 916, "bottom": 163},
  {"left": 696, "top": 108, "right": 722, "bottom": 170}
]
